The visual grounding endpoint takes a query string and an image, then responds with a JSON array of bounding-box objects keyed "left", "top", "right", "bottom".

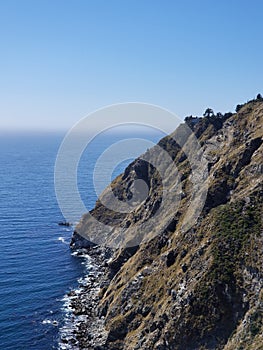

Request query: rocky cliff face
[{"left": 70, "top": 99, "right": 263, "bottom": 350}]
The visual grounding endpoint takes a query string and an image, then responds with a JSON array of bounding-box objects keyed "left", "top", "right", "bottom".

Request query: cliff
[{"left": 69, "top": 98, "right": 263, "bottom": 350}]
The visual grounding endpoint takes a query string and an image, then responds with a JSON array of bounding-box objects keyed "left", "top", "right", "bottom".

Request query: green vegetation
[
  {"left": 203, "top": 108, "right": 215, "bottom": 118},
  {"left": 236, "top": 93, "right": 263, "bottom": 112},
  {"left": 210, "top": 199, "right": 262, "bottom": 285},
  {"left": 250, "top": 310, "right": 262, "bottom": 336},
  {"left": 256, "top": 93, "right": 263, "bottom": 101}
]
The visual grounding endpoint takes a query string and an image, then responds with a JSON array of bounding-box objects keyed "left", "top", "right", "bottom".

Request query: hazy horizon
[{"left": 1, "top": 0, "right": 263, "bottom": 132}]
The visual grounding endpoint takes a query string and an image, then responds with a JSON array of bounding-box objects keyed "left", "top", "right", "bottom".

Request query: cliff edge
[{"left": 70, "top": 98, "right": 263, "bottom": 350}]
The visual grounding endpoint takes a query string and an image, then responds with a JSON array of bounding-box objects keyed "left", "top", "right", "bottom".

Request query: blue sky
[{"left": 1, "top": 0, "right": 263, "bottom": 131}]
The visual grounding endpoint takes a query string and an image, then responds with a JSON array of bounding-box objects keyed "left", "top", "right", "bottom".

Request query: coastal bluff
[{"left": 68, "top": 98, "right": 263, "bottom": 350}]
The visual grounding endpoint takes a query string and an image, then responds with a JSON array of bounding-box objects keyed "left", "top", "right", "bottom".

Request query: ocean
[{"left": 0, "top": 129, "right": 163, "bottom": 349}]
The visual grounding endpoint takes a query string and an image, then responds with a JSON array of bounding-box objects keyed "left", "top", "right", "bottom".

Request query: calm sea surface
[{"left": 0, "top": 129, "right": 163, "bottom": 350}]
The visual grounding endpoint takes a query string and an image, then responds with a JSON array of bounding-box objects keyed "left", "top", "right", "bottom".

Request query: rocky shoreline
[
  {"left": 59, "top": 245, "right": 112, "bottom": 350},
  {"left": 59, "top": 99, "right": 263, "bottom": 349}
]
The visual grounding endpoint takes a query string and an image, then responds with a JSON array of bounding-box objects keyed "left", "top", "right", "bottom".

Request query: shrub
[{"left": 235, "top": 104, "right": 243, "bottom": 112}]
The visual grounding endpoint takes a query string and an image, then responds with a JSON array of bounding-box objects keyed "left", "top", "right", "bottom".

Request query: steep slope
[{"left": 71, "top": 99, "right": 263, "bottom": 350}]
